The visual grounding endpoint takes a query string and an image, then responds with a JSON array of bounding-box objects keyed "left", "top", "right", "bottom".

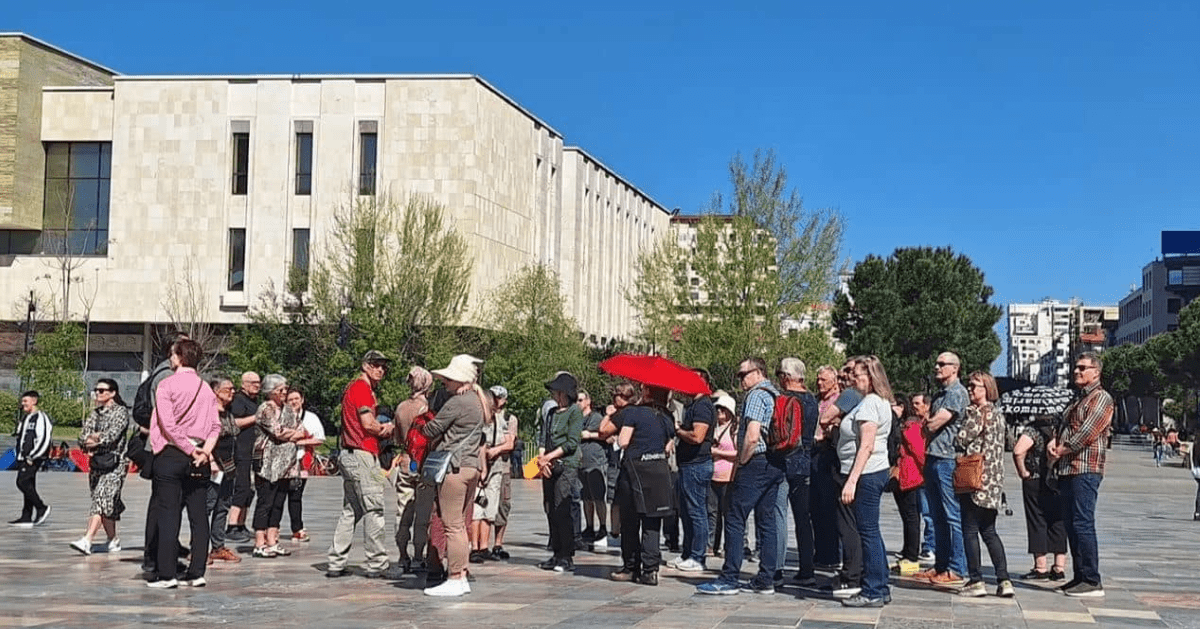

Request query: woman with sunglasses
[{"left": 70, "top": 379, "right": 132, "bottom": 555}]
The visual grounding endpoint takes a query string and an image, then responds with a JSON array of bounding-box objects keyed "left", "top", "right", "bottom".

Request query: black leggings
[
  {"left": 253, "top": 477, "right": 287, "bottom": 532},
  {"left": 894, "top": 487, "right": 922, "bottom": 562},
  {"left": 286, "top": 478, "right": 306, "bottom": 533},
  {"left": 960, "top": 495, "right": 1009, "bottom": 583},
  {"left": 833, "top": 470, "right": 862, "bottom": 584}
]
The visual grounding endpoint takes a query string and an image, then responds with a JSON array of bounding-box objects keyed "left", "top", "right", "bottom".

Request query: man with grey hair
[
  {"left": 771, "top": 357, "right": 820, "bottom": 586},
  {"left": 914, "top": 352, "right": 968, "bottom": 587}
]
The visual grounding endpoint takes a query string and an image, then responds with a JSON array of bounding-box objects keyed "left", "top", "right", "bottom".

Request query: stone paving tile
[{"left": 0, "top": 448, "right": 1198, "bottom": 628}]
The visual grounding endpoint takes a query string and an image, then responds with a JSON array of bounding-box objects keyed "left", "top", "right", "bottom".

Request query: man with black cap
[{"left": 326, "top": 350, "right": 397, "bottom": 579}]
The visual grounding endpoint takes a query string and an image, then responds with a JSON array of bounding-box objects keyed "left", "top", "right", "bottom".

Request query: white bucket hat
[
  {"left": 433, "top": 354, "right": 479, "bottom": 384},
  {"left": 714, "top": 392, "right": 736, "bottom": 416}
]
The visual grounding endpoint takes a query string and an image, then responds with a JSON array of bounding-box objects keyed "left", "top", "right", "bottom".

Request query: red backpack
[
  {"left": 406, "top": 409, "right": 435, "bottom": 465},
  {"left": 767, "top": 391, "right": 806, "bottom": 452}
]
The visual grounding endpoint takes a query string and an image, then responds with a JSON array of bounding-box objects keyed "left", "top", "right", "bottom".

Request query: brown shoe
[
  {"left": 929, "top": 571, "right": 965, "bottom": 587},
  {"left": 912, "top": 567, "right": 940, "bottom": 581},
  {"left": 610, "top": 568, "right": 637, "bottom": 582},
  {"left": 211, "top": 546, "right": 242, "bottom": 563}
]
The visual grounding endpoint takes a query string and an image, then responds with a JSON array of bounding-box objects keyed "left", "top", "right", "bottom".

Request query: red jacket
[{"left": 897, "top": 419, "right": 927, "bottom": 492}]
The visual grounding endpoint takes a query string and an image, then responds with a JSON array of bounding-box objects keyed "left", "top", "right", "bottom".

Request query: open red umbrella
[{"left": 598, "top": 354, "right": 711, "bottom": 396}]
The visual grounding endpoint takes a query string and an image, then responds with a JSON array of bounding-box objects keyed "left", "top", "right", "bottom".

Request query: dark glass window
[
  {"left": 1168, "top": 298, "right": 1182, "bottom": 314},
  {"left": 358, "top": 132, "right": 377, "bottom": 196},
  {"left": 291, "top": 228, "right": 310, "bottom": 291},
  {"left": 232, "top": 132, "right": 250, "bottom": 195},
  {"left": 228, "top": 228, "right": 246, "bottom": 291},
  {"left": 0, "top": 230, "right": 39, "bottom": 255},
  {"left": 295, "top": 132, "right": 313, "bottom": 195},
  {"left": 42, "top": 142, "right": 111, "bottom": 255}
]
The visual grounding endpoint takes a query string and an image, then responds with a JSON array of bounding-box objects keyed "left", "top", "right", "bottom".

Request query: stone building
[{"left": 0, "top": 33, "right": 670, "bottom": 386}]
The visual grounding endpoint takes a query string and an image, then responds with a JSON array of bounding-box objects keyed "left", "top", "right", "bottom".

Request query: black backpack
[{"left": 132, "top": 364, "right": 171, "bottom": 428}]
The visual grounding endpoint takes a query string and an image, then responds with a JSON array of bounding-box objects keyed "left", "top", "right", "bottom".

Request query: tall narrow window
[
  {"left": 228, "top": 228, "right": 246, "bottom": 291},
  {"left": 295, "top": 132, "right": 313, "bottom": 195},
  {"left": 232, "top": 132, "right": 250, "bottom": 195},
  {"left": 358, "top": 131, "right": 377, "bottom": 196},
  {"left": 291, "top": 228, "right": 310, "bottom": 291},
  {"left": 42, "top": 142, "right": 111, "bottom": 255}
]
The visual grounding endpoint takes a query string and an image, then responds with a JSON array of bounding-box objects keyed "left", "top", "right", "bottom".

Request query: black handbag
[{"left": 90, "top": 450, "right": 120, "bottom": 474}]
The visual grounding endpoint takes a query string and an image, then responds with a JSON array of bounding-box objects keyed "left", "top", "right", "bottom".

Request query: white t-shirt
[
  {"left": 297, "top": 410, "right": 326, "bottom": 462},
  {"left": 837, "top": 393, "right": 891, "bottom": 475}
]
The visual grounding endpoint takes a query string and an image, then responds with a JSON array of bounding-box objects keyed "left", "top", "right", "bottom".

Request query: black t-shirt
[
  {"left": 617, "top": 405, "right": 673, "bottom": 460},
  {"left": 231, "top": 390, "right": 259, "bottom": 458},
  {"left": 676, "top": 396, "right": 715, "bottom": 466}
]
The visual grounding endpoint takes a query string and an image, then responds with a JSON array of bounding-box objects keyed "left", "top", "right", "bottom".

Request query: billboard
[{"left": 1162, "top": 231, "right": 1200, "bottom": 256}]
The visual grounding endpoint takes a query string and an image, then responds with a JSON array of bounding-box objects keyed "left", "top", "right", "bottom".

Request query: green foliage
[
  {"left": 0, "top": 390, "right": 19, "bottom": 434},
  {"left": 226, "top": 194, "right": 474, "bottom": 423},
  {"left": 16, "top": 323, "right": 88, "bottom": 427},
  {"left": 628, "top": 150, "right": 845, "bottom": 386},
  {"left": 479, "top": 263, "right": 608, "bottom": 443},
  {"left": 832, "top": 247, "right": 1003, "bottom": 395},
  {"left": 1102, "top": 299, "right": 1200, "bottom": 427}
]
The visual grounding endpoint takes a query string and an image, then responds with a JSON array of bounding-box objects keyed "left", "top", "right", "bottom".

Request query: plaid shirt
[
  {"left": 740, "top": 380, "right": 779, "bottom": 456},
  {"left": 1054, "top": 381, "right": 1113, "bottom": 476}
]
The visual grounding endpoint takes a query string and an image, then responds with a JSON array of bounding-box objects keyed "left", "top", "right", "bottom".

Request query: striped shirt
[
  {"left": 740, "top": 380, "right": 780, "bottom": 456},
  {"left": 1054, "top": 381, "right": 1113, "bottom": 476}
]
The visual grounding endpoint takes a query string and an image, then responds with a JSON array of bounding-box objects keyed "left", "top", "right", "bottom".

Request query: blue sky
[{"left": 9, "top": 1, "right": 1200, "bottom": 369}]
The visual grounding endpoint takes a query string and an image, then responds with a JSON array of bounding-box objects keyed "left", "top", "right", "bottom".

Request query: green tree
[
  {"left": 479, "top": 263, "right": 601, "bottom": 443},
  {"left": 17, "top": 322, "right": 88, "bottom": 427},
  {"left": 832, "top": 247, "right": 1003, "bottom": 395},
  {"left": 628, "top": 150, "right": 845, "bottom": 381},
  {"left": 226, "top": 194, "right": 474, "bottom": 420}
]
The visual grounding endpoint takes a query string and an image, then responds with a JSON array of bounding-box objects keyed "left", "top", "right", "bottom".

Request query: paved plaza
[{"left": 0, "top": 447, "right": 1197, "bottom": 628}]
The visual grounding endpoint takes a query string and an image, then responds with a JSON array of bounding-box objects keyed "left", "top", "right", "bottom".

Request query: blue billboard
[{"left": 1162, "top": 231, "right": 1200, "bottom": 256}]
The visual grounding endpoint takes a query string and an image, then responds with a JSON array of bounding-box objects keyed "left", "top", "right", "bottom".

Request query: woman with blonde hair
[
  {"left": 956, "top": 371, "right": 1013, "bottom": 598},
  {"left": 838, "top": 355, "right": 894, "bottom": 608}
]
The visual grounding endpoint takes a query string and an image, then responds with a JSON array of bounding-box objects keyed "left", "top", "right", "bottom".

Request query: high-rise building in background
[
  {"left": 1007, "top": 299, "right": 1117, "bottom": 386},
  {"left": 1114, "top": 231, "right": 1200, "bottom": 346}
]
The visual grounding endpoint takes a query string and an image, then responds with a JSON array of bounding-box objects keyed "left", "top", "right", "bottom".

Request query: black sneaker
[
  {"left": 740, "top": 581, "right": 775, "bottom": 595},
  {"left": 1056, "top": 578, "right": 1083, "bottom": 592},
  {"left": 7, "top": 516, "right": 33, "bottom": 528},
  {"left": 33, "top": 505, "right": 50, "bottom": 526},
  {"left": 594, "top": 526, "right": 608, "bottom": 542},
  {"left": 1020, "top": 569, "right": 1050, "bottom": 580},
  {"left": 553, "top": 558, "right": 575, "bottom": 573},
  {"left": 1049, "top": 569, "right": 1066, "bottom": 582},
  {"left": 792, "top": 575, "right": 818, "bottom": 588},
  {"left": 325, "top": 569, "right": 349, "bottom": 578},
  {"left": 639, "top": 570, "right": 658, "bottom": 586},
  {"left": 469, "top": 550, "right": 487, "bottom": 564},
  {"left": 364, "top": 566, "right": 405, "bottom": 580},
  {"left": 491, "top": 546, "right": 510, "bottom": 560},
  {"left": 582, "top": 528, "right": 595, "bottom": 543},
  {"left": 1065, "top": 582, "right": 1105, "bottom": 598},
  {"left": 538, "top": 557, "right": 559, "bottom": 571}
]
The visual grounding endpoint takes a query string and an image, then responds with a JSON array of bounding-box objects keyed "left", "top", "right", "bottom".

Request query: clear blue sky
[{"left": 9, "top": 1, "right": 1200, "bottom": 370}]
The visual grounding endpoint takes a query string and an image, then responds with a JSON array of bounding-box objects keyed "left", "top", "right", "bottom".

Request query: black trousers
[
  {"left": 707, "top": 481, "right": 731, "bottom": 554},
  {"left": 617, "top": 471, "right": 663, "bottom": 574},
  {"left": 662, "top": 470, "right": 679, "bottom": 546},
  {"left": 833, "top": 470, "right": 862, "bottom": 584},
  {"left": 286, "top": 478, "right": 307, "bottom": 533},
  {"left": 960, "top": 496, "right": 1009, "bottom": 583},
  {"left": 16, "top": 460, "right": 45, "bottom": 517},
  {"left": 893, "top": 487, "right": 922, "bottom": 562},
  {"left": 1021, "top": 479, "right": 1067, "bottom": 555},
  {"left": 810, "top": 446, "right": 841, "bottom": 566},
  {"left": 544, "top": 467, "right": 576, "bottom": 559},
  {"left": 152, "top": 447, "right": 210, "bottom": 581},
  {"left": 253, "top": 477, "right": 287, "bottom": 531},
  {"left": 787, "top": 473, "right": 815, "bottom": 579}
]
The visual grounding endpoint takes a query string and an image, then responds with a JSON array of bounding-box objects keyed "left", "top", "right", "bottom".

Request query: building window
[
  {"left": 228, "top": 228, "right": 246, "bottom": 291},
  {"left": 295, "top": 132, "right": 313, "bottom": 195},
  {"left": 291, "top": 228, "right": 310, "bottom": 291},
  {"left": 1168, "top": 298, "right": 1182, "bottom": 314},
  {"left": 42, "top": 142, "right": 112, "bottom": 255},
  {"left": 232, "top": 132, "right": 250, "bottom": 195},
  {"left": 1169, "top": 269, "right": 1183, "bottom": 285},
  {"left": 0, "top": 230, "right": 39, "bottom": 255},
  {"left": 358, "top": 132, "right": 377, "bottom": 196}
]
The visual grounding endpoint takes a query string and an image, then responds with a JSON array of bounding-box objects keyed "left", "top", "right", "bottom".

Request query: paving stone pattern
[{"left": 0, "top": 448, "right": 1196, "bottom": 628}]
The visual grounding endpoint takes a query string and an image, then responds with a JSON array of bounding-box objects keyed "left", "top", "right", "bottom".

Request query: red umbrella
[{"left": 598, "top": 354, "right": 712, "bottom": 396}]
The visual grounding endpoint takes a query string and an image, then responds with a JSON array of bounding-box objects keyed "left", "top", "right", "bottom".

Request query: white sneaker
[
  {"left": 69, "top": 537, "right": 92, "bottom": 555},
  {"left": 180, "top": 577, "right": 207, "bottom": 587},
  {"left": 424, "top": 577, "right": 468, "bottom": 597},
  {"left": 674, "top": 558, "right": 705, "bottom": 572},
  {"left": 147, "top": 578, "right": 178, "bottom": 589},
  {"left": 593, "top": 536, "right": 608, "bottom": 548},
  {"left": 105, "top": 538, "right": 121, "bottom": 553}
]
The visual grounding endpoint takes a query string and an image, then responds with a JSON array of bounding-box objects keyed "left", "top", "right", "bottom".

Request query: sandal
[{"left": 252, "top": 546, "right": 277, "bottom": 558}]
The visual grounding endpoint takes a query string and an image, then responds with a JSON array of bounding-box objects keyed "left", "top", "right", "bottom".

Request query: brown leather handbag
[{"left": 952, "top": 453, "right": 984, "bottom": 493}]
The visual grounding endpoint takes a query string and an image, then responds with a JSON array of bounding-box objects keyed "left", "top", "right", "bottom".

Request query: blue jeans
[
  {"left": 925, "top": 456, "right": 966, "bottom": 575},
  {"left": 679, "top": 460, "right": 713, "bottom": 564},
  {"left": 719, "top": 455, "right": 785, "bottom": 586},
  {"left": 855, "top": 469, "right": 890, "bottom": 600},
  {"left": 1060, "top": 473, "right": 1102, "bottom": 584},
  {"left": 774, "top": 478, "right": 788, "bottom": 575},
  {"left": 919, "top": 486, "right": 935, "bottom": 554}
]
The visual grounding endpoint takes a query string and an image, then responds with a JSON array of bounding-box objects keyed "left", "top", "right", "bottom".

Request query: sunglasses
[
  {"left": 93, "top": 388, "right": 112, "bottom": 393},
  {"left": 736, "top": 369, "right": 758, "bottom": 379},
  {"left": 935, "top": 361, "right": 958, "bottom": 368}
]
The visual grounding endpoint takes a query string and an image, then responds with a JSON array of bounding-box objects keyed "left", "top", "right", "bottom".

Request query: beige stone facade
[{"left": 0, "top": 35, "right": 671, "bottom": 358}]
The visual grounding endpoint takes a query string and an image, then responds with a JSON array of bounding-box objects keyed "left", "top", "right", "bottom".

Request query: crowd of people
[{"left": 6, "top": 335, "right": 1117, "bottom": 605}]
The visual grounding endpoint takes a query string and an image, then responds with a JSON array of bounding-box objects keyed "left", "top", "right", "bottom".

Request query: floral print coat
[{"left": 954, "top": 403, "right": 1005, "bottom": 511}]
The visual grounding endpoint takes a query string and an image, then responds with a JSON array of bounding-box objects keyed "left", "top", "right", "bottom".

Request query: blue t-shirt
[{"left": 927, "top": 380, "right": 968, "bottom": 459}]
